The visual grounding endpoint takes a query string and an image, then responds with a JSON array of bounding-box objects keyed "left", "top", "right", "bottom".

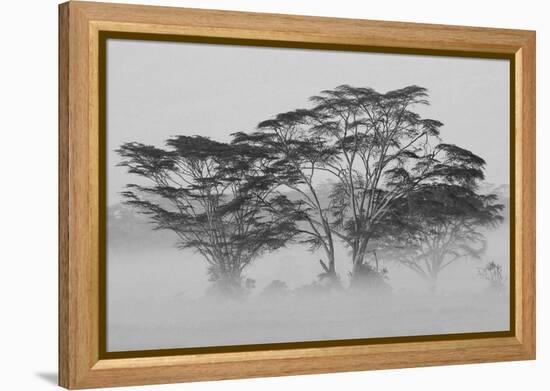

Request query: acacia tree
[
  {"left": 239, "top": 85, "right": 485, "bottom": 283},
  {"left": 232, "top": 111, "right": 341, "bottom": 281},
  {"left": 309, "top": 85, "right": 445, "bottom": 279},
  {"left": 117, "top": 135, "right": 297, "bottom": 296},
  {"left": 478, "top": 261, "right": 505, "bottom": 291},
  {"left": 376, "top": 184, "right": 504, "bottom": 292}
]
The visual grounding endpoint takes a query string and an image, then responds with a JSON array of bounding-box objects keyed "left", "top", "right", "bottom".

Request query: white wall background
[{"left": 0, "top": 0, "right": 546, "bottom": 389}]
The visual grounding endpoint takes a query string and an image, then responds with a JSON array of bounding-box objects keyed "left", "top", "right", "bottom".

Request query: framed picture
[{"left": 58, "top": 1, "right": 536, "bottom": 389}]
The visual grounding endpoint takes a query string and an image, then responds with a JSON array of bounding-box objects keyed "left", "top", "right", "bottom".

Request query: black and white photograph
[{"left": 105, "top": 38, "right": 511, "bottom": 353}]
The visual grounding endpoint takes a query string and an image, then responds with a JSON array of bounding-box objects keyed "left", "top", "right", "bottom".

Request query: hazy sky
[{"left": 106, "top": 39, "right": 510, "bottom": 206}]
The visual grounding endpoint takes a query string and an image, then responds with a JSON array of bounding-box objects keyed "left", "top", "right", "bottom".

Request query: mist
[{"left": 107, "top": 204, "right": 509, "bottom": 352}]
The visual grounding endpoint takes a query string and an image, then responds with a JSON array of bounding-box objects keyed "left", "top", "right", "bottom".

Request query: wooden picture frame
[{"left": 59, "top": 1, "right": 536, "bottom": 389}]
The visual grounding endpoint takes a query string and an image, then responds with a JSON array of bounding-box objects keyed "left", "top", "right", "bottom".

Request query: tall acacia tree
[
  {"left": 375, "top": 183, "right": 504, "bottom": 292},
  {"left": 232, "top": 110, "right": 341, "bottom": 281},
  {"left": 309, "top": 85, "right": 445, "bottom": 277},
  {"left": 117, "top": 135, "right": 297, "bottom": 296},
  {"left": 327, "top": 137, "right": 494, "bottom": 280},
  {"left": 239, "top": 85, "right": 483, "bottom": 282}
]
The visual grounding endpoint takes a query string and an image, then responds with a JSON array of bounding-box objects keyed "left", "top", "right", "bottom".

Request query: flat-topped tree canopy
[
  {"left": 117, "top": 135, "right": 298, "bottom": 296},
  {"left": 373, "top": 182, "right": 504, "bottom": 290}
]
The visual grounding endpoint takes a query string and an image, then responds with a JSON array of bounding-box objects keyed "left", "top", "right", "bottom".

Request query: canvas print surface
[{"left": 106, "top": 39, "right": 510, "bottom": 352}]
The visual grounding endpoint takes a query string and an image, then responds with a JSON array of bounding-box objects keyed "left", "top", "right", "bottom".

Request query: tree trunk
[
  {"left": 319, "top": 253, "right": 337, "bottom": 281},
  {"left": 428, "top": 256, "right": 441, "bottom": 294},
  {"left": 351, "top": 238, "right": 369, "bottom": 275},
  {"left": 352, "top": 258, "right": 362, "bottom": 275},
  {"left": 428, "top": 277, "right": 438, "bottom": 293},
  {"left": 208, "top": 259, "right": 245, "bottom": 298}
]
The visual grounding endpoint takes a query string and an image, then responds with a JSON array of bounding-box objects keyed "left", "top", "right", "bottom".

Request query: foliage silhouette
[
  {"left": 376, "top": 183, "right": 504, "bottom": 291},
  {"left": 119, "top": 84, "right": 504, "bottom": 293},
  {"left": 235, "top": 84, "right": 499, "bottom": 285},
  {"left": 117, "top": 135, "right": 297, "bottom": 296}
]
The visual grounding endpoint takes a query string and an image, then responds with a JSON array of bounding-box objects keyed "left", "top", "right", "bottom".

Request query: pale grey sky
[{"left": 106, "top": 39, "right": 510, "bottom": 206}]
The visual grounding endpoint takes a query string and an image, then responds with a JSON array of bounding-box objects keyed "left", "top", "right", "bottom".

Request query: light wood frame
[{"left": 59, "top": 1, "right": 536, "bottom": 389}]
